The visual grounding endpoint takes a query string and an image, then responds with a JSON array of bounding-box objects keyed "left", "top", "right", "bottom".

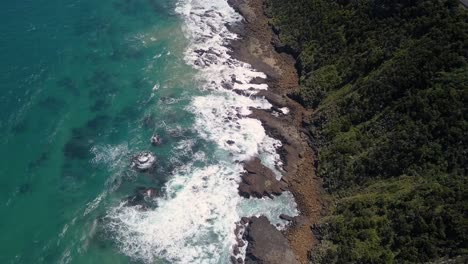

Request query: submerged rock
[
  {"left": 139, "top": 187, "right": 158, "bottom": 198},
  {"left": 150, "top": 134, "right": 162, "bottom": 146},
  {"left": 131, "top": 152, "right": 156, "bottom": 171},
  {"left": 125, "top": 187, "right": 159, "bottom": 208},
  {"left": 142, "top": 115, "right": 154, "bottom": 128}
]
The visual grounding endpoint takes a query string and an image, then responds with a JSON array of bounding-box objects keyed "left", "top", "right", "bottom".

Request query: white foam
[
  {"left": 108, "top": 0, "right": 298, "bottom": 263},
  {"left": 177, "top": 2, "right": 268, "bottom": 90},
  {"left": 280, "top": 107, "right": 290, "bottom": 115},
  {"left": 189, "top": 94, "right": 276, "bottom": 162},
  {"left": 107, "top": 164, "right": 243, "bottom": 264},
  {"left": 171, "top": 139, "right": 207, "bottom": 165},
  {"left": 178, "top": 0, "right": 285, "bottom": 177},
  {"left": 239, "top": 192, "right": 299, "bottom": 229}
]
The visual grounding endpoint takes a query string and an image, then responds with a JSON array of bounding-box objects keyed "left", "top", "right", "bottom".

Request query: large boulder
[
  {"left": 244, "top": 216, "right": 299, "bottom": 264},
  {"left": 238, "top": 158, "right": 288, "bottom": 198},
  {"left": 131, "top": 152, "right": 156, "bottom": 171}
]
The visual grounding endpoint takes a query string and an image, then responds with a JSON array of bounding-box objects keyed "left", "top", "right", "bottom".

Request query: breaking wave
[{"left": 107, "top": 0, "right": 298, "bottom": 263}]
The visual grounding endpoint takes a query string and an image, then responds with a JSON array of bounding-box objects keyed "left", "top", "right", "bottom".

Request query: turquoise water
[
  {"left": 0, "top": 0, "right": 196, "bottom": 262},
  {"left": 0, "top": 0, "right": 298, "bottom": 263}
]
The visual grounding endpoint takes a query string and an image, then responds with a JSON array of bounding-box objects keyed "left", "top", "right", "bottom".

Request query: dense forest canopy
[{"left": 266, "top": 0, "right": 467, "bottom": 262}]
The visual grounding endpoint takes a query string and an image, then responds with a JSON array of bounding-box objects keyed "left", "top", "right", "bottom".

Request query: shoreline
[{"left": 227, "top": 0, "right": 325, "bottom": 263}]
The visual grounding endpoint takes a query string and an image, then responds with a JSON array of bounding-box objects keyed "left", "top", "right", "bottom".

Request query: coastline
[{"left": 227, "top": 0, "right": 324, "bottom": 262}]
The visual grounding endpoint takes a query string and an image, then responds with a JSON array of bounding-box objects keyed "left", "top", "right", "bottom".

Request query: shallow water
[{"left": 0, "top": 0, "right": 297, "bottom": 263}]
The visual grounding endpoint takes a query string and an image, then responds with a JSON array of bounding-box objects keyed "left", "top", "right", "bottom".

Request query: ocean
[{"left": 0, "top": 0, "right": 297, "bottom": 263}]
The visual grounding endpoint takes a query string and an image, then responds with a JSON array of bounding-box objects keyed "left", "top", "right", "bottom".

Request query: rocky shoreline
[{"left": 227, "top": 0, "right": 325, "bottom": 263}]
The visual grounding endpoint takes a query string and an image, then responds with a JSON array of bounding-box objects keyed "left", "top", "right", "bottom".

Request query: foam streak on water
[{"left": 107, "top": 0, "right": 298, "bottom": 263}]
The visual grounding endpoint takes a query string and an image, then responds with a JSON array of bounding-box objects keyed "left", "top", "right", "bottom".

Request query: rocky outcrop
[
  {"left": 244, "top": 216, "right": 300, "bottom": 264},
  {"left": 131, "top": 152, "right": 156, "bottom": 171},
  {"left": 227, "top": 0, "right": 325, "bottom": 262},
  {"left": 238, "top": 158, "right": 288, "bottom": 198}
]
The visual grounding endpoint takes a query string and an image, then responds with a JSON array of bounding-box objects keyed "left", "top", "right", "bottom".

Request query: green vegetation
[{"left": 266, "top": 0, "right": 468, "bottom": 262}]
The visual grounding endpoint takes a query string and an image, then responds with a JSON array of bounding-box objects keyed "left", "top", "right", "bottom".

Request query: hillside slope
[{"left": 266, "top": 0, "right": 468, "bottom": 262}]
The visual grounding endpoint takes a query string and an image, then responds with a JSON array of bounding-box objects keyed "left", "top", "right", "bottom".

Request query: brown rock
[
  {"left": 238, "top": 158, "right": 287, "bottom": 198},
  {"left": 244, "top": 216, "right": 299, "bottom": 264},
  {"left": 227, "top": 0, "right": 326, "bottom": 262}
]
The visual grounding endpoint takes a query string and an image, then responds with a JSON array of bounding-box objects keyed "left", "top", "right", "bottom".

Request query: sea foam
[{"left": 107, "top": 0, "right": 298, "bottom": 263}]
